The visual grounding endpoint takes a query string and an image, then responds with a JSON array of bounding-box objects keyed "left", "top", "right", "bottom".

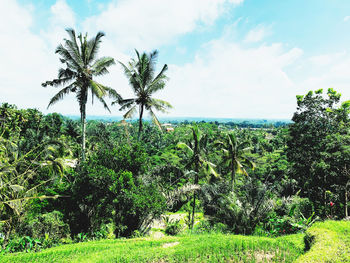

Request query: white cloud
[
  {"left": 230, "top": 0, "right": 244, "bottom": 4},
  {"left": 1, "top": 0, "right": 349, "bottom": 120},
  {"left": 50, "top": 0, "right": 75, "bottom": 26},
  {"left": 41, "top": 0, "right": 76, "bottom": 48},
  {"left": 308, "top": 52, "right": 345, "bottom": 67},
  {"left": 156, "top": 38, "right": 303, "bottom": 119},
  {"left": 344, "top": 16, "right": 350, "bottom": 22},
  {"left": 0, "top": 0, "right": 56, "bottom": 108},
  {"left": 298, "top": 51, "right": 350, "bottom": 99},
  {"left": 83, "top": 0, "right": 244, "bottom": 51},
  {"left": 244, "top": 25, "right": 271, "bottom": 43},
  {"left": 0, "top": 0, "right": 88, "bottom": 116}
]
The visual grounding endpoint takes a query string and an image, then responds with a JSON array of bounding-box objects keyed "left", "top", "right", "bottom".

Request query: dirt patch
[
  {"left": 162, "top": 242, "right": 180, "bottom": 248},
  {"left": 151, "top": 213, "right": 187, "bottom": 229},
  {"left": 254, "top": 251, "right": 275, "bottom": 262},
  {"left": 150, "top": 231, "right": 165, "bottom": 239}
]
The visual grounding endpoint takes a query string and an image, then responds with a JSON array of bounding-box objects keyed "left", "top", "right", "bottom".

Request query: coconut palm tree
[
  {"left": 0, "top": 136, "right": 61, "bottom": 244},
  {"left": 177, "top": 125, "right": 218, "bottom": 228},
  {"left": 113, "top": 49, "right": 172, "bottom": 139},
  {"left": 42, "top": 28, "right": 120, "bottom": 161},
  {"left": 216, "top": 133, "right": 255, "bottom": 190}
]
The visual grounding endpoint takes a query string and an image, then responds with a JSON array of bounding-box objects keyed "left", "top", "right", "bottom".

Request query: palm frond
[
  {"left": 47, "top": 83, "right": 76, "bottom": 108},
  {"left": 203, "top": 161, "right": 220, "bottom": 178},
  {"left": 116, "top": 98, "right": 136, "bottom": 109},
  {"left": 177, "top": 142, "right": 194, "bottom": 155},
  {"left": 147, "top": 64, "right": 168, "bottom": 93},
  {"left": 105, "top": 87, "right": 122, "bottom": 102},
  {"left": 91, "top": 56, "right": 115, "bottom": 76},
  {"left": 242, "top": 157, "right": 256, "bottom": 170},
  {"left": 235, "top": 160, "right": 249, "bottom": 176},
  {"left": 89, "top": 80, "right": 107, "bottom": 98},
  {"left": 118, "top": 61, "right": 141, "bottom": 93},
  {"left": 57, "top": 67, "right": 76, "bottom": 79},
  {"left": 192, "top": 125, "right": 201, "bottom": 146},
  {"left": 96, "top": 95, "right": 111, "bottom": 113},
  {"left": 149, "top": 98, "right": 172, "bottom": 113},
  {"left": 55, "top": 44, "right": 82, "bottom": 71},
  {"left": 149, "top": 109, "right": 162, "bottom": 130},
  {"left": 87, "top": 31, "right": 105, "bottom": 64},
  {"left": 143, "top": 50, "right": 158, "bottom": 85},
  {"left": 64, "top": 38, "right": 84, "bottom": 68},
  {"left": 123, "top": 105, "right": 137, "bottom": 119},
  {"left": 42, "top": 76, "right": 74, "bottom": 87}
]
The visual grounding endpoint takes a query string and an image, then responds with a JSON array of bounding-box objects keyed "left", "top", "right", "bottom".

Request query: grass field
[
  {"left": 0, "top": 220, "right": 349, "bottom": 263},
  {"left": 296, "top": 220, "right": 350, "bottom": 263}
]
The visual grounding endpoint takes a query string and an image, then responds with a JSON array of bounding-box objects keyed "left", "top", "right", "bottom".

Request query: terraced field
[{"left": 1, "top": 221, "right": 349, "bottom": 263}]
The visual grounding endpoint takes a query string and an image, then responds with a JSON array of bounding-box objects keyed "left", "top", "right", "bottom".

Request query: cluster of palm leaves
[
  {"left": 177, "top": 125, "right": 255, "bottom": 229},
  {"left": 42, "top": 29, "right": 172, "bottom": 160},
  {"left": 0, "top": 136, "right": 65, "bottom": 243}
]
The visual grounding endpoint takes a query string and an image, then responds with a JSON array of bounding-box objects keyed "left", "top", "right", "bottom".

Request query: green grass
[
  {"left": 2, "top": 220, "right": 349, "bottom": 263},
  {"left": 0, "top": 233, "right": 304, "bottom": 263},
  {"left": 296, "top": 220, "right": 350, "bottom": 263}
]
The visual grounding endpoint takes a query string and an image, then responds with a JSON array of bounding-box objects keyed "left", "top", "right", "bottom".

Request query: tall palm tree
[
  {"left": 177, "top": 125, "right": 218, "bottom": 228},
  {"left": 42, "top": 29, "right": 120, "bottom": 161},
  {"left": 113, "top": 49, "right": 172, "bottom": 139},
  {"left": 216, "top": 133, "right": 255, "bottom": 190}
]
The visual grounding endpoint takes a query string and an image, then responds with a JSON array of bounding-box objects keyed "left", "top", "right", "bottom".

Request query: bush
[
  {"left": 193, "top": 220, "right": 228, "bottom": 234},
  {"left": 22, "top": 211, "right": 70, "bottom": 243},
  {"left": 274, "top": 196, "right": 314, "bottom": 219},
  {"left": 201, "top": 182, "right": 273, "bottom": 234},
  {"left": 112, "top": 171, "right": 166, "bottom": 237},
  {"left": 163, "top": 216, "right": 182, "bottom": 236},
  {"left": 4, "top": 236, "right": 41, "bottom": 253},
  {"left": 64, "top": 142, "right": 166, "bottom": 237},
  {"left": 262, "top": 196, "right": 318, "bottom": 236}
]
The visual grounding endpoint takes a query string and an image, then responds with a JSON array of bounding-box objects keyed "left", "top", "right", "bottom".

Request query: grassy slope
[
  {"left": 0, "top": 234, "right": 304, "bottom": 263},
  {"left": 296, "top": 220, "right": 350, "bottom": 263},
  {"left": 2, "top": 220, "right": 349, "bottom": 263}
]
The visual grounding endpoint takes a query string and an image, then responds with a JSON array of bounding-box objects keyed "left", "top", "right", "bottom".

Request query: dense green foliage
[
  {"left": 287, "top": 88, "right": 350, "bottom": 217},
  {"left": 1, "top": 86, "right": 349, "bottom": 253}
]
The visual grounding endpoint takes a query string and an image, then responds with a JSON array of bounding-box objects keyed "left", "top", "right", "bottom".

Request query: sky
[{"left": 1, "top": 0, "right": 350, "bottom": 119}]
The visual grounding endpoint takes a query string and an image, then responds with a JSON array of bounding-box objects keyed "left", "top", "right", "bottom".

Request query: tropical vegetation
[{"left": 0, "top": 28, "right": 349, "bottom": 262}]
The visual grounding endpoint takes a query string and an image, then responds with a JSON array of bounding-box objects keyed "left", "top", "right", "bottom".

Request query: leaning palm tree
[
  {"left": 113, "top": 49, "right": 172, "bottom": 139},
  {"left": 42, "top": 28, "right": 120, "bottom": 161},
  {"left": 216, "top": 133, "right": 255, "bottom": 190},
  {"left": 177, "top": 125, "right": 218, "bottom": 228}
]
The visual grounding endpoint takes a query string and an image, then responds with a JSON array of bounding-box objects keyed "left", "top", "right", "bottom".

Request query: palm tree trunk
[
  {"left": 81, "top": 103, "right": 86, "bottom": 161},
  {"left": 191, "top": 191, "right": 196, "bottom": 229},
  {"left": 138, "top": 104, "right": 144, "bottom": 139},
  {"left": 346, "top": 180, "right": 349, "bottom": 218},
  {"left": 191, "top": 162, "right": 199, "bottom": 229},
  {"left": 231, "top": 162, "right": 235, "bottom": 191}
]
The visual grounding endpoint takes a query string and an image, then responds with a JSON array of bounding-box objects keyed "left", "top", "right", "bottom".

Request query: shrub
[
  {"left": 22, "top": 211, "right": 70, "bottom": 243},
  {"left": 193, "top": 220, "right": 228, "bottom": 234},
  {"left": 201, "top": 182, "right": 273, "bottom": 234},
  {"left": 263, "top": 196, "right": 318, "bottom": 236},
  {"left": 163, "top": 216, "right": 182, "bottom": 236},
  {"left": 64, "top": 143, "right": 166, "bottom": 237},
  {"left": 274, "top": 196, "right": 314, "bottom": 219},
  {"left": 5, "top": 236, "right": 41, "bottom": 253},
  {"left": 111, "top": 171, "right": 166, "bottom": 237}
]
